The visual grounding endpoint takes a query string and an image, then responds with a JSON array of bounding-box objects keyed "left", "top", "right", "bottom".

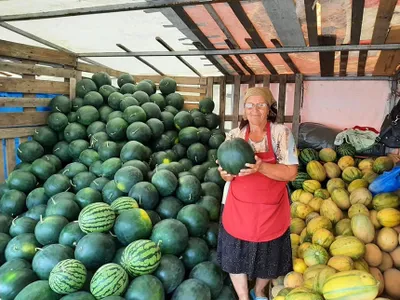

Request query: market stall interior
[{"left": 0, "top": 0, "right": 400, "bottom": 300}]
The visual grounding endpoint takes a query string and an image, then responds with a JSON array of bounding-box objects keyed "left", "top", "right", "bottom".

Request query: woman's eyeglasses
[{"left": 244, "top": 103, "right": 268, "bottom": 109}]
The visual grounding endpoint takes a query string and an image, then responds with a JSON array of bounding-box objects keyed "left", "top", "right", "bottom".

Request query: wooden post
[
  {"left": 233, "top": 76, "right": 241, "bottom": 128},
  {"left": 292, "top": 74, "right": 303, "bottom": 144},
  {"left": 263, "top": 75, "right": 271, "bottom": 88},
  {"left": 206, "top": 77, "right": 213, "bottom": 99},
  {"left": 219, "top": 77, "right": 226, "bottom": 130},
  {"left": 277, "top": 75, "right": 287, "bottom": 124},
  {"left": 21, "top": 60, "right": 36, "bottom": 113},
  {"left": 249, "top": 75, "right": 256, "bottom": 88},
  {"left": 5, "top": 138, "right": 16, "bottom": 175}
]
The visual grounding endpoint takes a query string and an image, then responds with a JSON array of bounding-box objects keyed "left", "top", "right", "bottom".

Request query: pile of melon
[{"left": 272, "top": 148, "right": 400, "bottom": 300}]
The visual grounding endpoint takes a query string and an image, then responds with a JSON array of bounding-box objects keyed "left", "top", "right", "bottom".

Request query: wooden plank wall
[{"left": 214, "top": 75, "right": 302, "bottom": 137}]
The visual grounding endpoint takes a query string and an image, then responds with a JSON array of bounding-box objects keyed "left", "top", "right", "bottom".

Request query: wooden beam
[
  {"left": 245, "top": 39, "right": 278, "bottom": 75},
  {"left": 351, "top": 0, "right": 365, "bottom": 45},
  {"left": 225, "top": 115, "right": 295, "bottom": 123},
  {"left": 219, "top": 78, "right": 226, "bottom": 130},
  {"left": 229, "top": 2, "right": 277, "bottom": 74},
  {"left": 261, "top": 0, "right": 306, "bottom": 46},
  {"left": 206, "top": 77, "right": 213, "bottom": 98},
  {"left": 339, "top": 50, "right": 349, "bottom": 76},
  {"left": 0, "top": 97, "right": 52, "bottom": 108},
  {"left": 360, "top": 0, "right": 396, "bottom": 76},
  {"left": 0, "top": 78, "right": 69, "bottom": 94},
  {"left": 69, "top": 78, "right": 76, "bottom": 100},
  {"left": 0, "top": 142, "right": 4, "bottom": 182},
  {"left": 225, "top": 39, "right": 254, "bottom": 75},
  {"left": 0, "top": 126, "right": 43, "bottom": 139},
  {"left": 249, "top": 75, "right": 256, "bottom": 88},
  {"left": 0, "top": 39, "right": 76, "bottom": 66},
  {"left": 223, "top": 74, "right": 296, "bottom": 84},
  {"left": 173, "top": 7, "right": 231, "bottom": 75},
  {"left": 292, "top": 74, "right": 303, "bottom": 143},
  {"left": 0, "top": 112, "right": 50, "bottom": 127},
  {"left": 76, "top": 62, "right": 126, "bottom": 77},
  {"left": 233, "top": 76, "right": 241, "bottom": 128},
  {"left": 374, "top": 26, "right": 400, "bottom": 76},
  {"left": 318, "top": 35, "right": 336, "bottom": 76},
  {"left": 134, "top": 75, "right": 207, "bottom": 85},
  {"left": 304, "top": 0, "right": 319, "bottom": 46},
  {"left": 277, "top": 75, "right": 287, "bottom": 124},
  {"left": 0, "top": 61, "right": 77, "bottom": 78},
  {"left": 270, "top": 39, "right": 300, "bottom": 73}
]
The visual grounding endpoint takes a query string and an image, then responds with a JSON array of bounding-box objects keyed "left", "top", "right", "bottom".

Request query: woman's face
[{"left": 244, "top": 95, "right": 269, "bottom": 126}]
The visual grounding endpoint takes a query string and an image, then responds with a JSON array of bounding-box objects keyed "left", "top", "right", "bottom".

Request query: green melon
[
  {"left": 114, "top": 166, "right": 143, "bottom": 193},
  {"left": 17, "top": 140, "right": 44, "bottom": 163},
  {"left": 217, "top": 138, "right": 255, "bottom": 175},
  {"left": 76, "top": 79, "right": 97, "bottom": 98},
  {"left": 124, "top": 275, "right": 165, "bottom": 300},
  {"left": 128, "top": 182, "right": 160, "bottom": 210},
  {"left": 151, "top": 169, "right": 178, "bottom": 197},
  {"left": 83, "top": 91, "right": 104, "bottom": 108},
  {"left": 199, "top": 97, "right": 215, "bottom": 114},
  {"left": 78, "top": 202, "right": 116, "bottom": 234},
  {"left": 177, "top": 204, "right": 209, "bottom": 237},
  {"left": 64, "top": 122, "right": 87, "bottom": 143},
  {"left": 182, "top": 237, "right": 209, "bottom": 270},
  {"left": 5, "top": 233, "right": 40, "bottom": 261},
  {"left": 117, "top": 74, "right": 135, "bottom": 88},
  {"left": 50, "top": 95, "right": 72, "bottom": 114},
  {"left": 176, "top": 174, "right": 202, "bottom": 204},
  {"left": 90, "top": 263, "right": 128, "bottom": 299},
  {"left": 154, "top": 254, "right": 185, "bottom": 293},
  {"left": 172, "top": 279, "right": 211, "bottom": 300},
  {"left": 150, "top": 219, "right": 189, "bottom": 255},
  {"left": 189, "top": 261, "right": 223, "bottom": 298},
  {"left": 110, "top": 197, "right": 139, "bottom": 214},
  {"left": 114, "top": 208, "right": 152, "bottom": 245},
  {"left": 34, "top": 215, "right": 69, "bottom": 246},
  {"left": 48, "top": 112, "right": 69, "bottom": 132},
  {"left": 159, "top": 77, "right": 177, "bottom": 95},
  {"left": 9, "top": 216, "right": 37, "bottom": 237},
  {"left": 15, "top": 280, "right": 63, "bottom": 300},
  {"left": 106, "top": 117, "right": 128, "bottom": 141},
  {"left": 58, "top": 221, "right": 86, "bottom": 248},
  {"left": 0, "top": 189, "right": 27, "bottom": 217},
  {"left": 7, "top": 170, "right": 37, "bottom": 194},
  {"left": 92, "top": 72, "right": 111, "bottom": 88},
  {"left": 102, "top": 181, "right": 125, "bottom": 205}
]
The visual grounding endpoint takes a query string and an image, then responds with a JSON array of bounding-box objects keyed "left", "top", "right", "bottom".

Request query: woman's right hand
[{"left": 216, "top": 160, "right": 235, "bottom": 182}]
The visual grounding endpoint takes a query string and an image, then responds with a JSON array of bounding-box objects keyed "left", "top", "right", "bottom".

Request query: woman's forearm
[{"left": 258, "top": 163, "right": 298, "bottom": 181}]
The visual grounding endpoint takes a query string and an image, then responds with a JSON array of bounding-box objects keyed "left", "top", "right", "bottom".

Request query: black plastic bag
[{"left": 298, "top": 122, "right": 341, "bottom": 150}]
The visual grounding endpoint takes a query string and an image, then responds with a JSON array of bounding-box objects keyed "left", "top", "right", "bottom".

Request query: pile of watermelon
[
  {"left": 0, "top": 72, "right": 235, "bottom": 300},
  {"left": 271, "top": 147, "right": 400, "bottom": 300}
]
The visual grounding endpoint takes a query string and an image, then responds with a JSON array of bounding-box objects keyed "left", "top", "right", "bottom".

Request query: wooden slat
[
  {"left": 233, "top": 76, "right": 241, "bottom": 128},
  {"left": 0, "top": 127, "right": 43, "bottom": 139},
  {"left": 223, "top": 55, "right": 244, "bottom": 75},
  {"left": 292, "top": 74, "right": 303, "bottom": 143},
  {"left": 19, "top": 137, "right": 29, "bottom": 144},
  {"left": 270, "top": 39, "right": 300, "bottom": 73},
  {"left": 249, "top": 75, "right": 256, "bottom": 88},
  {"left": 192, "top": 42, "right": 230, "bottom": 76},
  {"left": 0, "top": 112, "right": 50, "bottom": 127},
  {"left": 339, "top": 50, "right": 349, "bottom": 76},
  {"left": 225, "top": 39, "right": 254, "bottom": 75},
  {"left": 183, "top": 102, "right": 199, "bottom": 111},
  {"left": 76, "top": 62, "right": 126, "bottom": 77},
  {"left": 214, "top": 75, "right": 296, "bottom": 84},
  {"left": 0, "top": 61, "right": 77, "bottom": 78},
  {"left": 318, "top": 35, "right": 337, "bottom": 76},
  {"left": 5, "top": 138, "right": 16, "bottom": 174},
  {"left": 175, "top": 86, "right": 206, "bottom": 94},
  {"left": 277, "top": 75, "right": 287, "bottom": 124},
  {"left": 304, "top": 0, "right": 319, "bottom": 46},
  {"left": 0, "top": 78, "right": 69, "bottom": 94},
  {"left": 183, "top": 95, "right": 203, "bottom": 102},
  {"left": 225, "top": 115, "right": 295, "bottom": 123},
  {"left": 69, "top": 77, "right": 76, "bottom": 100},
  {"left": 0, "top": 141, "right": 4, "bottom": 182},
  {"left": 357, "top": 50, "right": 368, "bottom": 76},
  {"left": 219, "top": 78, "right": 226, "bottom": 130},
  {"left": 374, "top": 26, "right": 400, "bottom": 75},
  {"left": 351, "top": 0, "right": 365, "bottom": 45},
  {"left": 0, "top": 97, "right": 51, "bottom": 107},
  {"left": 261, "top": 0, "right": 306, "bottom": 46},
  {"left": 263, "top": 75, "right": 271, "bottom": 87},
  {"left": 245, "top": 39, "right": 278, "bottom": 75},
  {"left": 206, "top": 77, "right": 213, "bottom": 98},
  {"left": 371, "top": 0, "right": 397, "bottom": 44},
  {"left": 0, "top": 39, "right": 75, "bottom": 66},
  {"left": 134, "top": 75, "right": 207, "bottom": 85}
]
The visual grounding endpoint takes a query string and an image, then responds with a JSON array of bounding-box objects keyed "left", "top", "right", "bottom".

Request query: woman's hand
[
  {"left": 238, "top": 155, "right": 262, "bottom": 176},
  {"left": 216, "top": 160, "right": 236, "bottom": 182}
]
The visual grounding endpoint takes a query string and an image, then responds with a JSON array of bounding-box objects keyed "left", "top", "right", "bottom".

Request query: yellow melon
[
  {"left": 358, "top": 158, "right": 374, "bottom": 172},
  {"left": 377, "top": 208, "right": 400, "bottom": 228},
  {"left": 362, "top": 170, "right": 379, "bottom": 184},
  {"left": 297, "top": 242, "right": 312, "bottom": 259},
  {"left": 305, "top": 212, "right": 320, "bottom": 224},
  {"left": 314, "top": 188, "right": 330, "bottom": 199},
  {"left": 307, "top": 216, "right": 333, "bottom": 235},
  {"left": 290, "top": 233, "right": 300, "bottom": 246},
  {"left": 348, "top": 203, "right": 369, "bottom": 218},
  {"left": 329, "top": 236, "right": 365, "bottom": 259},
  {"left": 384, "top": 268, "right": 400, "bottom": 299},
  {"left": 364, "top": 243, "right": 383, "bottom": 267},
  {"left": 291, "top": 202, "right": 314, "bottom": 219},
  {"left": 324, "top": 162, "right": 341, "bottom": 179},
  {"left": 369, "top": 210, "right": 382, "bottom": 229},
  {"left": 303, "top": 180, "right": 322, "bottom": 194},
  {"left": 290, "top": 218, "right": 306, "bottom": 235},
  {"left": 284, "top": 271, "right": 304, "bottom": 288},
  {"left": 303, "top": 244, "right": 329, "bottom": 267},
  {"left": 351, "top": 214, "right": 375, "bottom": 244},
  {"left": 291, "top": 189, "right": 305, "bottom": 202},
  {"left": 349, "top": 187, "right": 373, "bottom": 206},
  {"left": 308, "top": 266, "right": 337, "bottom": 294},
  {"left": 369, "top": 267, "right": 385, "bottom": 296},
  {"left": 347, "top": 178, "right": 369, "bottom": 193},
  {"left": 353, "top": 258, "right": 370, "bottom": 273},
  {"left": 303, "top": 264, "right": 328, "bottom": 281},
  {"left": 378, "top": 252, "right": 394, "bottom": 272},
  {"left": 337, "top": 156, "right": 355, "bottom": 170},
  {"left": 327, "top": 255, "right": 354, "bottom": 271},
  {"left": 293, "top": 258, "right": 308, "bottom": 274},
  {"left": 334, "top": 218, "right": 353, "bottom": 236},
  {"left": 271, "top": 285, "right": 285, "bottom": 298},
  {"left": 312, "top": 228, "right": 335, "bottom": 248},
  {"left": 330, "top": 188, "right": 351, "bottom": 210},
  {"left": 308, "top": 197, "right": 323, "bottom": 212},
  {"left": 298, "top": 191, "right": 314, "bottom": 205},
  {"left": 326, "top": 178, "right": 346, "bottom": 194},
  {"left": 377, "top": 227, "right": 398, "bottom": 252},
  {"left": 320, "top": 199, "right": 344, "bottom": 224}
]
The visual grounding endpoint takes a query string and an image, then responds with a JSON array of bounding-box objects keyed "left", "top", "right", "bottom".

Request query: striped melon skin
[
  {"left": 49, "top": 259, "right": 87, "bottom": 294},
  {"left": 121, "top": 239, "right": 161, "bottom": 277},
  {"left": 90, "top": 263, "right": 128, "bottom": 299},
  {"left": 322, "top": 270, "right": 379, "bottom": 300},
  {"left": 110, "top": 196, "right": 139, "bottom": 214},
  {"left": 78, "top": 202, "right": 116, "bottom": 233}
]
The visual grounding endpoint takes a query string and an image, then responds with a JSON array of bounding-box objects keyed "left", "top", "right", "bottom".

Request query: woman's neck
[{"left": 248, "top": 120, "right": 268, "bottom": 133}]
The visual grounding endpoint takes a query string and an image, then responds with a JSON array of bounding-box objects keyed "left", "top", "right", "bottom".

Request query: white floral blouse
[{"left": 225, "top": 123, "right": 299, "bottom": 165}]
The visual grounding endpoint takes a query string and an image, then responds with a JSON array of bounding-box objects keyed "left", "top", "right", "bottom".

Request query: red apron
[{"left": 222, "top": 122, "right": 291, "bottom": 242}]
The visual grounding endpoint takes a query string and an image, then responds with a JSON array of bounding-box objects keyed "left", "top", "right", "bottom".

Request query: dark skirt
[{"left": 217, "top": 224, "right": 293, "bottom": 280}]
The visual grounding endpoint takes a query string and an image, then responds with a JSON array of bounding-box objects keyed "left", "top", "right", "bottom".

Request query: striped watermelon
[
  {"left": 78, "top": 202, "right": 116, "bottom": 233},
  {"left": 300, "top": 148, "right": 319, "bottom": 164},
  {"left": 121, "top": 239, "right": 161, "bottom": 277},
  {"left": 49, "top": 259, "right": 87, "bottom": 294},
  {"left": 110, "top": 196, "right": 139, "bottom": 214},
  {"left": 291, "top": 172, "right": 311, "bottom": 190},
  {"left": 337, "top": 143, "right": 356, "bottom": 157},
  {"left": 90, "top": 263, "right": 129, "bottom": 299}
]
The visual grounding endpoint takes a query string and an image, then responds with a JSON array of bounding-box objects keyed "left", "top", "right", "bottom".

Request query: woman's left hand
[{"left": 238, "top": 155, "right": 262, "bottom": 176}]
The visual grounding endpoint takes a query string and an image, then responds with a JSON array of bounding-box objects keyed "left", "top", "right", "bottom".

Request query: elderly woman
[{"left": 217, "top": 87, "right": 298, "bottom": 300}]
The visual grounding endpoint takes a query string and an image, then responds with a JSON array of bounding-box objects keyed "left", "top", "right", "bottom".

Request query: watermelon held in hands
[{"left": 217, "top": 138, "right": 255, "bottom": 175}]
